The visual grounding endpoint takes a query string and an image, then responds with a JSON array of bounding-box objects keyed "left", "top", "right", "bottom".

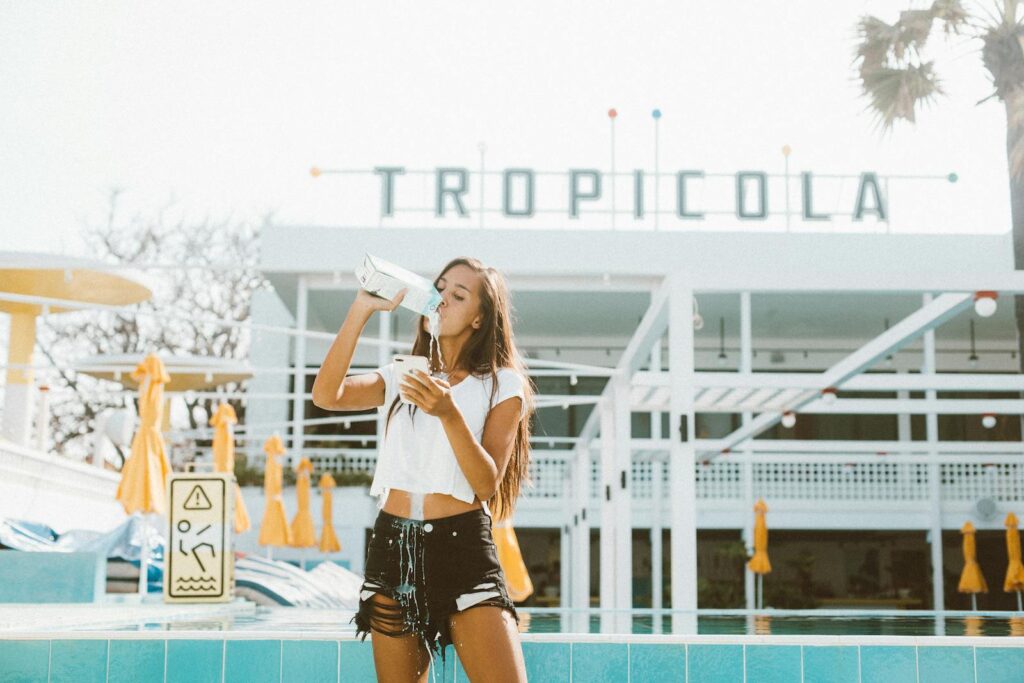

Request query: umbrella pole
[
  {"left": 267, "top": 546, "right": 273, "bottom": 561},
  {"left": 1017, "top": 591, "right": 1022, "bottom": 612},
  {"left": 757, "top": 575, "right": 763, "bottom": 610},
  {"left": 137, "top": 514, "right": 150, "bottom": 596},
  {"left": 971, "top": 593, "right": 977, "bottom": 611}
]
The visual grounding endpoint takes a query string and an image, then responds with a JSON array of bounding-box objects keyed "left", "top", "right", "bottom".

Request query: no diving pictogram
[{"left": 183, "top": 485, "right": 213, "bottom": 510}]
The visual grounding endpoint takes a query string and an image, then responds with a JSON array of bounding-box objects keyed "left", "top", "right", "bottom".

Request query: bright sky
[{"left": 0, "top": 1, "right": 1011, "bottom": 253}]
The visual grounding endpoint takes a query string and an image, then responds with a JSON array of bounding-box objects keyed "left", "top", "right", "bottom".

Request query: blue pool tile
[
  {"left": 918, "top": 646, "right": 974, "bottom": 683},
  {"left": 745, "top": 645, "right": 801, "bottom": 683},
  {"left": 340, "top": 640, "right": 377, "bottom": 683},
  {"left": 572, "top": 642, "right": 628, "bottom": 681},
  {"left": 861, "top": 645, "right": 916, "bottom": 683},
  {"left": 802, "top": 646, "right": 858, "bottom": 683},
  {"left": 50, "top": 639, "right": 106, "bottom": 683},
  {"left": 167, "top": 639, "right": 223, "bottom": 683},
  {"left": 225, "top": 640, "right": 280, "bottom": 683},
  {"left": 976, "top": 647, "right": 1024, "bottom": 683},
  {"left": 108, "top": 640, "right": 165, "bottom": 683},
  {"left": 688, "top": 644, "right": 743, "bottom": 683},
  {"left": 0, "top": 640, "right": 49, "bottom": 683},
  {"left": 521, "top": 642, "right": 570, "bottom": 683},
  {"left": 629, "top": 643, "right": 686, "bottom": 682},
  {"left": 283, "top": 640, "right": 338, "bottom": 683}
]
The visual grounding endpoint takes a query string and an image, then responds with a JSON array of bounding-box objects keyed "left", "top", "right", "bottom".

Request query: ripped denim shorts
[{"left": 352, "top": 507, "right": 519, "bottom": 662}]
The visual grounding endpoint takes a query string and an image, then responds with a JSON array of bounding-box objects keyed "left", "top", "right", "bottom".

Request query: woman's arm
[
  {"left": 399, "top": 369, "right": 521, "bottom": 500},
  {"left": 310, "top": 288, "right": 406, "bottom": 410}
]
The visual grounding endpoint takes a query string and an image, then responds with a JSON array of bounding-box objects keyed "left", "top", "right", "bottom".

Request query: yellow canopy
[
  {"left": 318, "top": 473, "right": 341, "bottom": 553},
  {"left": 210, "top": 402, "right": 250, "bottom": 533},
  {"left": 257, "top": 435, "right": 292, "bottom": 547},
  {"left": 958, "top": 521, "right": 988, "bottom": 594},
  {"left": 493, "top": 519, "right": 533, "bottom": 602},
  {"left": 115, "top": 354, "right": 171, "bottom": 515},
  {"left": 1004, "top": 512, "right": 1024, "bottom": 593},
  {"left": 289, "top": 457, "right": 317, "bottom": 548},
  {"left": 747, "top": 498, "right": 771, "bottom": 575}
]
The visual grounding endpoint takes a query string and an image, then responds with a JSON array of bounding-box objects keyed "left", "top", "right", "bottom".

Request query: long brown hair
[{"left": 383, "top": 257, "right": 534, "bottom": 519}]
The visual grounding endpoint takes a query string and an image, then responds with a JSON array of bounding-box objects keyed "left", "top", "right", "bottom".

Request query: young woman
[{"left": 312, "top": 257, "right": 534, "bottom": 682}]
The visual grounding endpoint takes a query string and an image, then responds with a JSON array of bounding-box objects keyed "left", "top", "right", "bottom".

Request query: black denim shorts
[{"left": 352, "top": 508, "right": 519, "bottom": 661}]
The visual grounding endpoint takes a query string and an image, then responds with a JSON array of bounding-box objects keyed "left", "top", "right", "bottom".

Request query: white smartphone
[{"left": 393, "top": 354, "right": 430, "bottom": 404}]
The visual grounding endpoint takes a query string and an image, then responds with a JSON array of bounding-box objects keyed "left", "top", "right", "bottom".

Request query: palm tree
[{"left": 854, "top": 1, "right": 1024, "bottom": 358}]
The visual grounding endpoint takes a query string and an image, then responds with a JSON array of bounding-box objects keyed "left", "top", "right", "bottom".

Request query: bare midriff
[{"left": 382, "top": 489, "right": 482, "bottom": 519}]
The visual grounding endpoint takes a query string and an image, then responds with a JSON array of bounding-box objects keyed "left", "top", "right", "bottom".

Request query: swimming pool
[{"left": 2, "top": 604, "right": 1023, "bottom": 682}]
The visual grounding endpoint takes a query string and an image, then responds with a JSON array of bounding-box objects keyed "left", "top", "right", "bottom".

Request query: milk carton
[{"left": 355, "top": 253, "right": 443, "bottom": 317}]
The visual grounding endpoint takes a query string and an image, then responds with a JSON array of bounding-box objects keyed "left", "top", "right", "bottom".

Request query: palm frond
[
  {"left": 861, "top": 62, "right": 944, "bottom": 130},
  {"left": 981, "top": 20, "right": 1024, "bottom": 100},
  {"left": 931, "top": 0, "right": 970, "bottom": 35}
]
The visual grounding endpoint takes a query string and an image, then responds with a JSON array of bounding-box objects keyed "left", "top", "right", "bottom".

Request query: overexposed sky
[{"left": 0, "top": 1, "right": 1011, "bottom": 252}]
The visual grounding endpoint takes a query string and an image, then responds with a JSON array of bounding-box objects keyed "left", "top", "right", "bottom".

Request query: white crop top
[{"left": 368, "top": 364, "right": 527, "bottom": 508}]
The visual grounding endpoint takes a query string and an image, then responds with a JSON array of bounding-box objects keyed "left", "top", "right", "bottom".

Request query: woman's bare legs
[
  {"left": 449, "top": 606, "right": 526, "bottom": 682},
  {"left": 367, "top": 594, "right": 431, "bottom": 682}
]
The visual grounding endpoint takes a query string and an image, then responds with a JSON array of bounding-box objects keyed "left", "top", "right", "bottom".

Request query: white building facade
[{"left": 244, "top": 223, "right": 1024, "bottom": 619}]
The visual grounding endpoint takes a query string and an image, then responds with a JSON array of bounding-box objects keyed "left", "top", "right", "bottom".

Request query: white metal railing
[{"left": 270, "top": 448, "right": 1024, "bottom": 505}]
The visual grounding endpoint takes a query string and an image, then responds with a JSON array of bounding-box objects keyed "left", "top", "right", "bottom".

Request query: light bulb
[
  {"left": 717, "top": 353, "right": 727, "bottom": 367},
  {"left": 569, "top": 374, "right": 578, "bottom": 386},
  {"left": 974, "top": 292, "right": 997, "bottom": 318},
  {"left": 821, "top": 388, "right": 837, "bottom": 405},
  {"left": 969, "top": 356, "right": 978, "bottom": 369},
  {"left": 982, "top": 414, "right": 997, "bottom": 429},
  {"left": 781, "top": 411, "right": 796, "bottom": 428}
]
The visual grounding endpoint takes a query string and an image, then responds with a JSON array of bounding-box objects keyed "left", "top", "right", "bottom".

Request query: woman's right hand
[{"left": 353, "top": 287, "right": 408, "bottom": 315}]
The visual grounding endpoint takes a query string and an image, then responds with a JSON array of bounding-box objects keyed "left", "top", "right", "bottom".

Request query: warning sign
[{"left": 165, "top": 474, "right": 233, "bottom": 603}]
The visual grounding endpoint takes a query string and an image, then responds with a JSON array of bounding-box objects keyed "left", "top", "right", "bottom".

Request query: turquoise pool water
[{"left": 3, "top": 606, "right": 1024, "bottom": 682}]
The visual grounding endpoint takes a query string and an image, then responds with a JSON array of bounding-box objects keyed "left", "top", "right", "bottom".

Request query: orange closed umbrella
[
  {"left": 747, "top": 499, "right": 771, "bottom": 574},
  {"left": 210, "top": 402, "right": 250, "bottom": 533},
  {"left": 289, "top": 457, "right": 317, "bottom": 548},
  {"left": 747, "top": 498, "right": 771, "bottom": 609},
  {"left": 258, "top": 434, "right": 292, "bottom": 549},
  {"left": 115, "top": 353, "right": 171, "bottom": 515},
  {"left": 493, "top": 519, "right": 533, "bottom": 602},
  {"left": 958, "top": 521, "right": 988, "bottom": 610},
  {"left": 1004, "top": 512, "right": 1024, "bottom": 610},
  {"left": 318, "top": 473, "right": 341, "bottom": 553}
]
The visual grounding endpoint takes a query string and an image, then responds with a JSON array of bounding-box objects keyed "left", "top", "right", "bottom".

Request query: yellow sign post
[{"left": 164, "top": 473, "right": 233, "bottom": 603}]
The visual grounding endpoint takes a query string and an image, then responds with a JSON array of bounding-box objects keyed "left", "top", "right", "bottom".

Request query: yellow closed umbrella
[
  {"left": 210, "top": 402, "right": 251, "bottom": 533},
  {"left": 115, "top": 353, "right": 171, "bottom": 515},
  {"left": 258, "top": 434, "right": 292, "bottom": 551},
  {"left": 289, "top": 457, "right": 317, "bottom": 548},
  {"left": 493, "top": 519, "right": 533, "bottom": 602},
  {"left": 318, "top": 473, "right": 341, "bottom": 553},
  {"left": 958, "top": 521, "right": 988, "bottom": 610},
  {"left": 1004, "top": 512, "right": 1024, "bottom": 610},
  {"left": 747, "top": 498, "right": 771, "bottom": 609}
]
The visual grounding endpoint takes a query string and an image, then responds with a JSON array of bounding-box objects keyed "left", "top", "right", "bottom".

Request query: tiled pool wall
[{"left": 1, "top": 634, "right": 1024, "bottom": 683}]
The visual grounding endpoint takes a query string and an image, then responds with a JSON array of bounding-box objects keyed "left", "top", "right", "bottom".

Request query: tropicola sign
[{"left": 366, "top": 167, "right": 889, "bottom": 222}]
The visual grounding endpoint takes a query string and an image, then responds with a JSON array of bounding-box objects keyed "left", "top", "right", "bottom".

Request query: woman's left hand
[{"left": 400, "top": 370, "right": 457, "bottom": 418}]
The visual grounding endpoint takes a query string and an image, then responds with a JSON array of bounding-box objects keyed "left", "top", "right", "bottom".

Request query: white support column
[
  {"left": 599, "top": 392, "right": 617, "bottom": 632},
  {"left": 571, "top": 446, "right": 591, "bottom": 631},
  {"left": 560, "top": 476, "right": 572, "bottom": 631},
  {"left": 923, "top": 293, "right": 945, "bottom": 618},
  {"left": 560, "top": 476, "right": 571, "bottom": 611},
  {"left": 612, "top": 370, "right": 633, "bottom": 630},
  {"left": 649, "top": 341, "right": 664, "bottom": 631},
  {"left": 739, "top": 291, "right": 756, "bottom": 611},
  {"left": 897, "top": 371, "right": 911, "bottom": 442},
  {"left": 291, "top": 276, "right": 309, "bottom": 465},
  {"left": 668, "top": 276, "right": 698, "bottom": 632}
]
